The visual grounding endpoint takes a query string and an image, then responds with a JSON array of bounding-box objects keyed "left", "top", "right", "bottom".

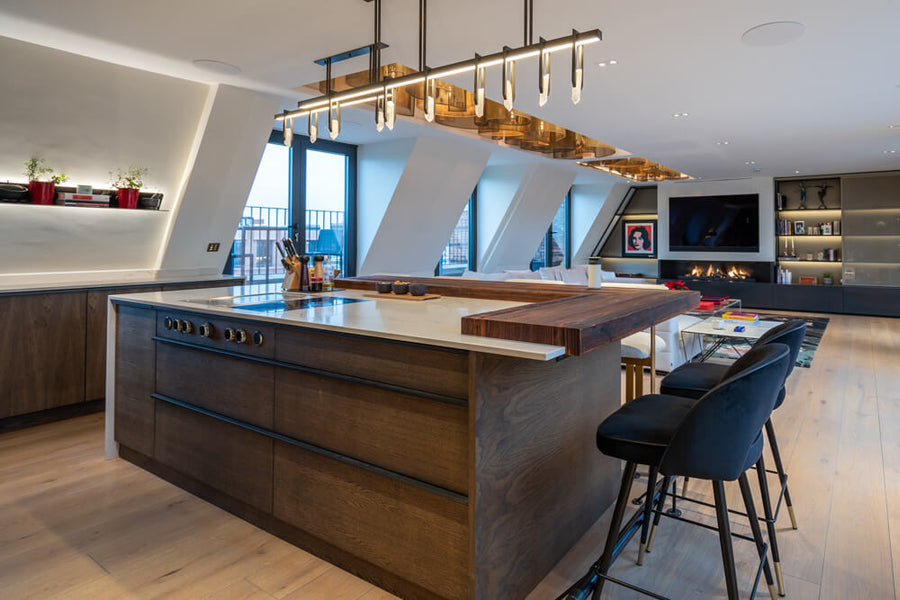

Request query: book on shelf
[
  {"left": 56, "top": 192, "right": 110, "bottom": 206},
  {"left": 722, "top": 311, "right": 759, "bottom": 322}
]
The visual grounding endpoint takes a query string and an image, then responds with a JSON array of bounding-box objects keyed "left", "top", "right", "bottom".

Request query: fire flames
[{"left": 687, "top": 264, "right": 751, "bottom": 280}]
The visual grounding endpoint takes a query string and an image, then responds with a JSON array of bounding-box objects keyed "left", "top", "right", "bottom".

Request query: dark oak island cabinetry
[{"left": 109, "top": 281, "right": 697, "bottom": 600}]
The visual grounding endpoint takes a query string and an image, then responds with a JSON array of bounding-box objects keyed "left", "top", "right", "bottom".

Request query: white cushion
[
  {"left": 461, "top": 269, "right": 486, "bottom": 279},
  {"left": 621, "top": 331, "right": 668, "bottom": 359},
  {"left": 507, "top": 278, "right": 566, "bottom": 284},
  {"left": 560, "top": 266, "right": 589, "bottom": 285},
  {"left": 502, "top": 269, "right": 542, "bottom": 280},
  {"left": 538, "top": 266, "right": 566, "bottom": 281}
]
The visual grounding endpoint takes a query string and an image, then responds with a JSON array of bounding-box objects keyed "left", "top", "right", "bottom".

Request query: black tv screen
[{"left": 668, "top": 194, "right": 760, "bottom": 252}]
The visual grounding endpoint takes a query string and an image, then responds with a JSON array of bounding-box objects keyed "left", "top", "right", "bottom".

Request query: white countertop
[
  {"left": 0, "top": 270, "right": 242, "bottom": 294},
  {"left": 109, "top": 284, "right": 567, "bottom": 361}
]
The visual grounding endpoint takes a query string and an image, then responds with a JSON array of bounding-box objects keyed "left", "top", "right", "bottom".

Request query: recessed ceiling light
[
  {"left": 672, "top": 112, "right": 689, "bottom": 118},
  {"left": 890, "top": 125, "right": 900, "bottom": 129},
  {"left": 745, "top": 160, "right": 756, "bottom": 165},
  {"left": 884, "top": 150, "right": 897, "bottom": 155},
  {"left": 741, "top": 21, "right": 806, "bottom": 47},
  {"left": 716, "top": 141, "right": 729, "bottom": 146},
  {"left": 192, "top": 59, "right": 242, "bottom": 75},
  {"left": 795, "top": 170, "right": 801, "bottom": 174}
]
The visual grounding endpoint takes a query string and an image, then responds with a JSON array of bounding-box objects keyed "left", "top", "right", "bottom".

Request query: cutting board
[{"left": 364, "top": 293, "right": 441, "bottom": 301}]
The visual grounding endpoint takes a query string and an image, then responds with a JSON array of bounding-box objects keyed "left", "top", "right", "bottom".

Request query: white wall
[
  {"left": 358, "top": 136, "right": 489, "bottom": 276},
  {"left": 478, "top": 164, "right": 575, "bottom": 273},
  {"left": 658, "top": 177, "right": 775, "bottom": 262},
  {"left": 0, "top": 36, "right": 209, "bottom": 275},
  {"left": 356, "top": 138, "right": 417, "bottom": 267},
  {"left": 158, "top": 84, "right": 279, "bottom": 274},
  {"left": 570, "top": 181, "right": 627, "bottom": 265}
]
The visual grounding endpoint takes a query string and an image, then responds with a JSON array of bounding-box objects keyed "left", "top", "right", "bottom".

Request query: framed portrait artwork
[{"left": 622, "top": 221, "right": 656, "bottom": 257}]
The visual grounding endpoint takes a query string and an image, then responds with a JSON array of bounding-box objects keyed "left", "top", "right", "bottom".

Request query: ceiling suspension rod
[
  {"left": 419, "top": 0, "right": 427, "bottom": 71},
  {"left": 524, "top": 0, "right": 534, "bottom": 46}
]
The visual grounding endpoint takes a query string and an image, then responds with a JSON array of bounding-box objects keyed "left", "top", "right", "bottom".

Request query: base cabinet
[{"left": 112, "top": 303, "right": 620, "bottom": 600}]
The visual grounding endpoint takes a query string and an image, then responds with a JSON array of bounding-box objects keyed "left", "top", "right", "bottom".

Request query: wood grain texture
[
  {"left": 157, "top": 343, "right": 274, "bottom": 428},
  {"left": 0, "top": 291, "right": 87, "bottom": 419},
  {"left": 461, "top": 288, "right": 699, "bottom": 356},
  {"left": 273, "top": 441, "right": 469, "bottom": 600},
  {"left": 86, "top": 279, "right": 237, "bottom": 401},
  {"left": 470, "top": 343, "right": 621, "bottom": 600},
  {"left": 275, "top": 367, "right": 468, "bottom": 494},
  {"left": 113, "top": 305, "right": 156, "bottom": 457},
  {"left": 275, "top": 327, "right": 469, "bottom": 400},
  {"left": 154, "top": 401, "right": 274, "bottom": 513}
]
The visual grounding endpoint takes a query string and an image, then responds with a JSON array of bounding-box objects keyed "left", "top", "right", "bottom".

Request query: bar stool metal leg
[
  {"left": 765, "top": 419, "right": 797, "bottom": 529},
  {"left": 738, "top": 473, "right": 778, "bottom": 600},
  {"left": 755, "top": 456, "right": 785, "bottom": 596},
  {"left": 592, "top": 462, "right": 638, "bottom": 600},
  {"left": 637, "top": 466, "right": 659, "bottom": 565},
  {"left": 645, "top": 475, "right": 670, "bottom": 553},
  {"left": 712, "top": 480, "right": 741, "bottom": 600}
]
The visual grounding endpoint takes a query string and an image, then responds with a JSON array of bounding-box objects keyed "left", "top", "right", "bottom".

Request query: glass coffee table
[{"left": 680, "top": 317, "right": 780, "bottom": 363}]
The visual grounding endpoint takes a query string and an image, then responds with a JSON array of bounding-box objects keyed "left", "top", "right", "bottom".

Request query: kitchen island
[{"left": 106, "top": 280, "right": 698, "bottom": 600}]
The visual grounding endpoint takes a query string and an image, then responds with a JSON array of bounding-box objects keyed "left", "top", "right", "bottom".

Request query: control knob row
[
  {"left": 164, "top": 317, "right": 194, "bottom": 334},
  {"left": 223, "top": 327, "right": 264, "bottom": 346}
]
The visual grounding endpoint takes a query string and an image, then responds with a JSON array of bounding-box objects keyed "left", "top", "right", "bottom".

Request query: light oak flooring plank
[{"left": 0, "top": 412, "right": 392, "bottom": 600}]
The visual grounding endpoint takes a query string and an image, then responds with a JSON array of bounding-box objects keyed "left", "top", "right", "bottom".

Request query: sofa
[{"left": 460, "top": 265, "right": 701, "bottom": 372}]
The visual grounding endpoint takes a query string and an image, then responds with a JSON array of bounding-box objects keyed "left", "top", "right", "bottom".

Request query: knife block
[{"left": 282, "top": 261, "right": 301, "bottom": 291}]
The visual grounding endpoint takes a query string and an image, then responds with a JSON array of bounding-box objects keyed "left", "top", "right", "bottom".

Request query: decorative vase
[
  {"left": 28, "top": 181, "right": 56, "bottom": 205},
  {"left": 118, "top": 187, "right": 140, "bottom": 209}
]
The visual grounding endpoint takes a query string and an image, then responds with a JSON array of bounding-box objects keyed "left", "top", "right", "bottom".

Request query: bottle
[
  {"left": 323, "top": 257, "right": 334, "bottom": 292},
  {"left": 312, "top": 255, "right": 325, "bottom": 292}
]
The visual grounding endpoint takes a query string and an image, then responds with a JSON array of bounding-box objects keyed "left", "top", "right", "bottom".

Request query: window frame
[
  {"left": 435, "top": 188, "right": 478, "bottom": 275},
  {"left": 532, "top": 188, "right": 572, "bottom": 270}
]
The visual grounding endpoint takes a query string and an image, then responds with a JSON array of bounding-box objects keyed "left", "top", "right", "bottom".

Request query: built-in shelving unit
[
  {"left": 774, "top": 178, "right": 842, "bottom": 285},
  {"left": 841, "top": 173, "right": 900, "bottom": 288}
]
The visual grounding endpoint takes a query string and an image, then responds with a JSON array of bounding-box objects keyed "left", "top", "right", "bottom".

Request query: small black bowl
[
  {"left": 392, "top": 282, "right": 409, "bottom": 295},
  {"left": 409, "top": 283, "right": 428, "bottom": 296},
  {"left": 375, "top": 281, "right": 393, "bottom": 294}
]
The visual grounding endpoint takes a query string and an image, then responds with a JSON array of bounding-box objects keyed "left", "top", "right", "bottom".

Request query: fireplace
[{"left": 659, "top": 260, "right": 774, "bottom": 283}]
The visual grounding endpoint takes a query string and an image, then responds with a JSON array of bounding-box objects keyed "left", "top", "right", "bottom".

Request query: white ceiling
[{"left": 2, "top": 0, "right": 899, "bottom": 180}]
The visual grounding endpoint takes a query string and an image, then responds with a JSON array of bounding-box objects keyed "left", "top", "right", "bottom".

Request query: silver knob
[
  {"left": 199, "top": 323, "right": 213, "bottom": 338},
  {"left": 252, "top": 331, "right": 264, "bottom": 346},
  {"left": 165, "top": 316, "right": 174, "bottom": 330},
  {"left": 236, "top": 329, "right": 249, "bottom": 344},
  {"left": 182, "top": 320, "right": 194, "bottom": 334},
  {"left": 224, "top": 328, "right": 236, "bottom": 342},
  {"left": 173, "top": 319, "right": 184, "bottom": 332}
]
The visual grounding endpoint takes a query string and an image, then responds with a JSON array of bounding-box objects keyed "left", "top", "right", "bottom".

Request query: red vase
[
  {"left": 118, "top": 188, "right": 140, "bottom": 209},
  {"left": 28, "top": 181, "right": 56, "bottom": 205}
]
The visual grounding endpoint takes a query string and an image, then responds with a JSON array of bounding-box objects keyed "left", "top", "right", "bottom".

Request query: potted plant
[
  {"left": 822, "top": 272, "right": 833, "bottom": 285},
  {"left": 24, "top": 157, "right": 67, "bottom": 205},
  {"left": 110, "top": 167, "right": 149, "bottom": 209}
]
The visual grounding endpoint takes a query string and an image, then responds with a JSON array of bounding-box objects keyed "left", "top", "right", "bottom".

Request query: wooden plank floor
[{"left": 1, "top": 312, "right": 897, "bottom": 599}]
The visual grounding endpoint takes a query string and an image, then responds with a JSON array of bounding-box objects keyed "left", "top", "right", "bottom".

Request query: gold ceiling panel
[
  {"left": 298, "top": 64, "right": 686, "bottom": 174},
  {"left": 576, "top": 157, "right": 692, "bottom": 182}
]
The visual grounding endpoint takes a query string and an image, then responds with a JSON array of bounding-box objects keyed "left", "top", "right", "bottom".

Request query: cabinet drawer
[
  {"left": 156, "top": 343, "right": 274, "bottom": 428},
  {"left": 275, "top": 368, "right": 468, "bottom": 494},
  {"left": 155, "top": 311, "right": 274, "bottom": 359},
  {"left": 273, "top": 442, "right": 468, "bottom": 600},
  {"left": 155, "top": 401, "right": 273, "bottom": 512},
  {"left": 275, "top": 328, "right": 469, "bottom": 400}
]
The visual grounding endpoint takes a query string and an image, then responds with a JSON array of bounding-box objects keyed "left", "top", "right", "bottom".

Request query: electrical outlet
[{"left": 207, "top": 242, "right": 220, "bottom": 252}]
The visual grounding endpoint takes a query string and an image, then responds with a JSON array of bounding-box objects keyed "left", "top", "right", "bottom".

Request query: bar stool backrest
[
  {"left": 747, "top": 319, "right": 807, "bottom": 381},
  {"left": 659, "top": 344, "right": 791, "bottom": 482}
]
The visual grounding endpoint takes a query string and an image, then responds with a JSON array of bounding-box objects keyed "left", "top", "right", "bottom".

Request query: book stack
[
  {"left": 57, "top": 192, "right": 111, "bottom": 207},
  {"left": 722, "top": 311, "right": 759, "bottom": 323}
]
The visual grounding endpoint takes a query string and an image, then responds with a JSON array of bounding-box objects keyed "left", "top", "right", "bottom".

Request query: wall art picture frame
[
  {"left": 793, "top": 220, "right": 806, "bottom": 235},
  {"left": 623, "top": 221, "right": 656, "bottom": 257}
]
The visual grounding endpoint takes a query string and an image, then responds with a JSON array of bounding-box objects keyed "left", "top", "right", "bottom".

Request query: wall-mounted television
[{"left": 668, "top": 194, "right": 760, "bottom": 252}]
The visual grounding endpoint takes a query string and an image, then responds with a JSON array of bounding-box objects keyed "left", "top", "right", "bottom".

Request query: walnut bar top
[{"left": 340, "top": 277, "right": 701, "bottom": 357}]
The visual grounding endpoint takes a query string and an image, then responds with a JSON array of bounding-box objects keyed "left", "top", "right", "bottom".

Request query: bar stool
[
  {"left": 660, "top": 319, "right": 806, "bottom": 522},
  {"left": 563, "top": 343, "right": 792, "bottom": 600},
  {"left": 621, "top": 328, "right": 667, "bottom": 401}
]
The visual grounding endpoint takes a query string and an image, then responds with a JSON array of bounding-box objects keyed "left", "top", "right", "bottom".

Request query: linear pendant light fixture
[{"left": 276, "top": 0, "right": 600, "bottom": 143}]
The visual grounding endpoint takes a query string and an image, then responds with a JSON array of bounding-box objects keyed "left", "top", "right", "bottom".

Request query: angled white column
[
  {"left": 477, "top": 164, "right": 575, "bottom": 273},
  {"left": 158, "top": 84, "right": 279, "bottom": 275},
  {"left": 358, "top": 136, "right": 489, "bottom": 276},
  {"left": 570, "top": 181, "right": 629, "bottom": 265}
]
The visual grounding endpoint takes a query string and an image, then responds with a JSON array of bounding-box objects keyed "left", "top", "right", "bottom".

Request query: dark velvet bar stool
[
  {"left": 658, "top": 319, "right": 806, "bottom": 595},
  {"left": 564, "top": 343, "right": 791, "bottom": 600}
]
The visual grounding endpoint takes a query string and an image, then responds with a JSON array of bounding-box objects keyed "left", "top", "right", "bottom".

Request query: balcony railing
[{"left": 230, "top": 206, "right": 346, "bottom": 283}]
